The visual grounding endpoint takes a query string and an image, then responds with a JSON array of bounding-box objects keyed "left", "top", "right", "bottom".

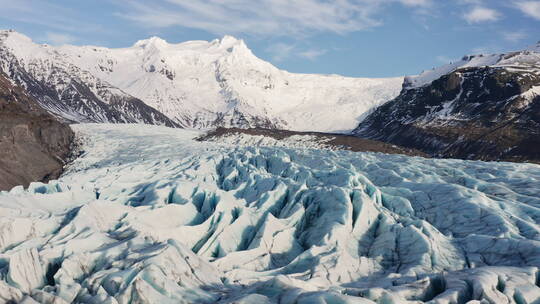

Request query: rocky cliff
[
  {"left": 0, "top": 72, "right": 74, "bottom": 190},
  {"left": 354, "top": 47, "right": 540, "bottom": 163}
]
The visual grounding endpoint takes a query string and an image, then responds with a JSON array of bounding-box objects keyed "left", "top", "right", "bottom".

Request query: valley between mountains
[
  {"left": 1, "top": 30, "right": 538, "bottom": 163},
  {"left": 0, "top": 29, "right": 539, "bottom": 304},
  {"left": 0, "top": 30, "right": 402, "bottom": 132}
]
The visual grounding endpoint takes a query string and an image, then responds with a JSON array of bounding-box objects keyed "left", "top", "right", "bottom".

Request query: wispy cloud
[
  {"left": 515, "top": 1, "right": 540, "bottom": 20},
  {"left": 41, "top": 32, "right": 76, "bottom": 45},
  {"left": 266, "top": 43, "right": 296, "bottom": 62},
  {"left": 266, "top": 43, "right": 327, "bottom": 62},
  {"left": 0, "top": 0, "right": 105, "bottom": 34},
  {"left": 299, "top": 49, "right": 327, "bottom": 60},
  {"left": 397, "top": 0, "right": 432, "bottom": 7},
  {"left": 502, "top": 30, "right": 527, "bottom": 42},
  {"left": 117, "top": 0, "right": 434, "bottom": 37},
  {"left": 436, "top": 55, "right": 458, "bottom": 63},
  {"left": 463, "top": 6, "right": 501, "bottom": 23}
]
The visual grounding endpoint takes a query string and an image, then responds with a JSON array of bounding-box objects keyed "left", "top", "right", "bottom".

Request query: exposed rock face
[
  {"left": 0, "top": 72, "right": 74, "bottom": 190},
  {"left": 354, "top": 48, "right": 540, "bottom": 163}
]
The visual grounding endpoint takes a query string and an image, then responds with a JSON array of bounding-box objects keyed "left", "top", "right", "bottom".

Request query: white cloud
[
  {"left": 42, "top": 32, "right": 76, "bottom": 45},
  {"left": 436, "top": 55, "right": 457, "bottom": 63},
  {"left": 266, "top": 43, "right": 296, "bottom": 62},
  {"left": 0, "top": 0, "right": 104, "bottom": 34},
  {"left": 470, "top": 45, "right": 503, "bottom": 54},
  {"left": 502, "top": 31, "right": 527, "bottom": 42},
  {"left": 117, "top": 0, "right": 434, "bottom": 37},
  {"left": 266, "top": 43, "right": 327, "bottom": 62},
  {"left": 299, "top": 49, "right": 327, "bottom": 60},
  {"left": 515, "top": 1, "right": 540, "bottom": 20},
  {"left": 463, "top": 6, "right": 501, "bottom": 23},
  {"left": 397, "top": 0, "right": 432, "bottom": 7}
]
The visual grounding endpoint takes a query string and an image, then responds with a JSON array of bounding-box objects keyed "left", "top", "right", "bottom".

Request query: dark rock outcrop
[
  {"left": 354, "top": 61, "right": 540, "bottom": 164},
  {"left": 0, "top": 72, "right": 74, "bottom": 190},
  {"left": 198, "top": 127, "right": 427, "bottom": 157}
]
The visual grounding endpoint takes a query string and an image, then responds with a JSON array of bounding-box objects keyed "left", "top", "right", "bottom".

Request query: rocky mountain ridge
[{"left": 354, "top": 43, "right": 540, "bottom": 163}]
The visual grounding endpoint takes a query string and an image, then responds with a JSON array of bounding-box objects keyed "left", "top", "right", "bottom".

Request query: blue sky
[{"left": 0, "top": 0, "right": 539, "bottom": 78}]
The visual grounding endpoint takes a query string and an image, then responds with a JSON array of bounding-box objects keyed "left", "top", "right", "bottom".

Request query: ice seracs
[{"left": 0, "top": 123, "right": 539, "bottom": 303}]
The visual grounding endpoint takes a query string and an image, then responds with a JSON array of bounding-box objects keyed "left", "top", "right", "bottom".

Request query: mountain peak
[
  {"left": 0, "top": 30, "right": 403, "bottom": 133},
  {"left": 0, "top": 30, "right": 33, "bottom": 45},
  {"left": 210, "top": 35, "right": 245, "bottom": 49},
  {"left": 219, "top": 35, "right": 241, "bottom": 45},
  {"left": 133, "top": 36, "right": 168, "bottom": 49}
]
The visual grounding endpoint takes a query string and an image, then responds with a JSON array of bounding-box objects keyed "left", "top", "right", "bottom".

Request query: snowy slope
[
  {"left": 404, "top": 42, "right": 540, "bottom": 89},
  {"left": 355, "top": 43, "right": 540, "bottom": 163},
  {"left": 0, "top": 30, "right": 402, "bottom": 132},
  {"left": 1, "top": 124, "right": 539, "bottom": 303},
  {"left": 0, "top": 30, "right": 179, "bottom": 127}
]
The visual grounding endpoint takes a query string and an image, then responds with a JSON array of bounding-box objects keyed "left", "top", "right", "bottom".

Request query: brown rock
[{"left": 0, "top": 72, "right": 74, "bottom": 190}]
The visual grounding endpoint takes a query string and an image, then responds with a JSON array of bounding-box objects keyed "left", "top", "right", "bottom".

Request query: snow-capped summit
[
  {"left": 0, "top": 30, "right": 51, "bottom": 61},
  {"left": 214, "top": 35, "right": 247, "bottom": 49},
  {"left": 404, "top": 44, "right": 540, "bottom": 89},
  {"left": 133, "top": 36, "right": 169, "bottom": 49},
  {"left": 0, "top": 29, "right": 32, "bottom": 43},
  {"left": 0, "top": 30, "right": 403, "bottom": 132}
]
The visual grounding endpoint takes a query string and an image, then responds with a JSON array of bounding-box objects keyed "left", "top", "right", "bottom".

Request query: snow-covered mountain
[
  {"left": 0, "top": 30, "right": 179, "bottom": 127},
  {"left": 402, "top": 41, "right": 540, "bottom": 89},
  {"left": 354, "top": 43, "right": 540, "bottom": 162},
  {"left": 0, "top": 30, "right": 403, "bottom": 132},
  {"left": 1, "top": 124, "right": 539, "bottom": 303}
]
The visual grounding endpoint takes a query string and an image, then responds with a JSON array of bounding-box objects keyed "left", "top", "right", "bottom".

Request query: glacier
[{"left": 1, "top": 124, "right": 539, "bottom": 303}]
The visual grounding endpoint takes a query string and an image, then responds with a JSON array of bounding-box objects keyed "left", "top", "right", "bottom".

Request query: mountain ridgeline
[
  {"left": 354, "top": 45, "right": 540, "bottom": 163},
  {"left": 1, "top": 29, "right": 539, "bottom": 163},
  {"left": 0, "top": 31, "right": 179, "bottom": 127},
  {"left": 0, "top": 30, "right": 402, "bottom": 132}
]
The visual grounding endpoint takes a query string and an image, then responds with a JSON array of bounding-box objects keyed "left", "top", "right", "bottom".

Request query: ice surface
[
  {"left": 204, "top": 132, "right": 341, "bottom": 150},
  {"left": 0, "top": 124, "right": 539, "bottom": 303}
]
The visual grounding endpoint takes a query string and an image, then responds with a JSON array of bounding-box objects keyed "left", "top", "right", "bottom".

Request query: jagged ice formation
[{"left": 0, "top": 124, "right": 539, "bottom": 303}]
